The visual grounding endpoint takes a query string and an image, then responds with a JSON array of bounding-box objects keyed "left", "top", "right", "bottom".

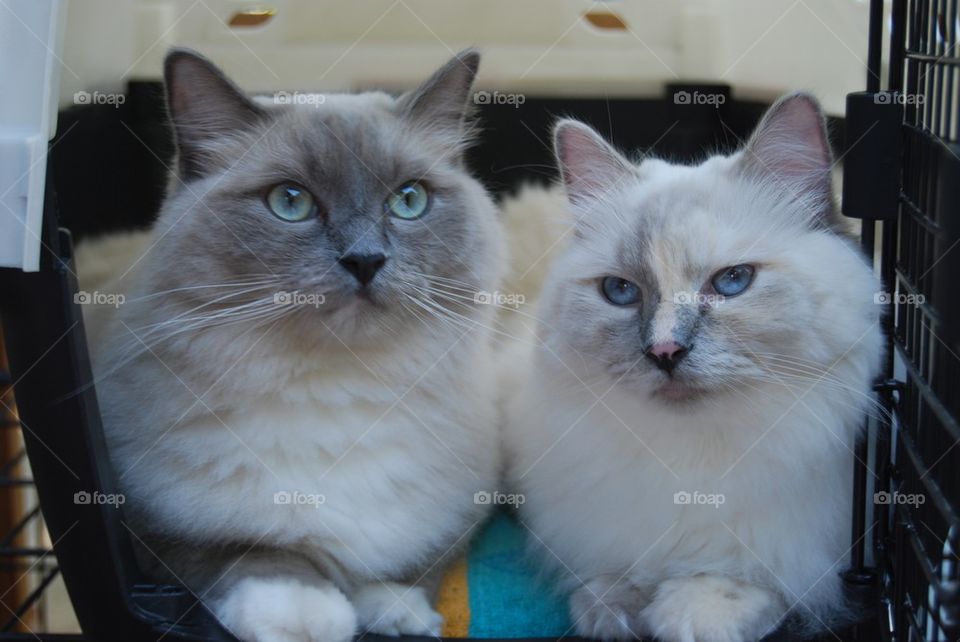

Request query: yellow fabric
[{"left": 435, "top": 557, "right": 470, "bottom": 637}]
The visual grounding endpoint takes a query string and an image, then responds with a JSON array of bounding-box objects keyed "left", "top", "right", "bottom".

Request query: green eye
[
  {"left": 385, "top": 182, "right": 430, "bottom": 220},
  {"left": 266, "top": 183, "right": 316, "bottom": 222}
]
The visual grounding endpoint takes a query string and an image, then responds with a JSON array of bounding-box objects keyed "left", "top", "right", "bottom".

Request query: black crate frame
[
  {"left": 868, "top": 0, "right": 960, "bottom": 640},
  {"left": 1, "top": 0, "right": 958, "bottom": 639}
]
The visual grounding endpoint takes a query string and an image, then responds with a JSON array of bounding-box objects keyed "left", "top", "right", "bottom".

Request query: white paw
[
  {"left": 642, "top": 575, "right": 784, "bottom": 642},
  {"left": 353, "top": 582, "right": 443, "bottom": 637},
  {"left": 569, "top": 576, "right": 650, "bottom": 641},
  {"left": 214, "top": 576, "right": 357, "bottom": 642}
]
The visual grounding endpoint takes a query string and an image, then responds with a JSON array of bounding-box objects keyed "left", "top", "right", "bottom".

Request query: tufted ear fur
[
  {"left": 164, "top": 48, "right": 267, "bottom": 180},
  {"left": 738, "top": 92, "right": 838, "bottom": 227},
  {"left": 553, "top": 119, "right": 633, "bottom": 209},
  {"left": 396, "top": 49, "right": 480, "bottom": 154}
]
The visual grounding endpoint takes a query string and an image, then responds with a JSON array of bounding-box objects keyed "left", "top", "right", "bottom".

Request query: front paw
[
  {"left": 214, "top": 576, "right": 357, "bottom": 642},
  {"left": 569, "top": 575, "right": 651, "bottom": 641},
  {"left": 642, "top": 575, "right": 783, "bottom": 642},
  {"left": 353, "top": 582, "right": 443, "bottom": 637}
]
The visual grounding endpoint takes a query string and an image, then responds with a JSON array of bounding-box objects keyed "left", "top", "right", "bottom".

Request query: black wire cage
[{"left": 0, "top": 0, "right": 958, "bottom": 640}]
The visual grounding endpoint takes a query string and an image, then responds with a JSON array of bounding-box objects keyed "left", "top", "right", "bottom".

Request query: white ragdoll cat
[
  {"left": 505, "top": 94, "right": 884, "bottom": 642},
  {"left": 86, "top": 49, "right": 505, "bottom": 642}
]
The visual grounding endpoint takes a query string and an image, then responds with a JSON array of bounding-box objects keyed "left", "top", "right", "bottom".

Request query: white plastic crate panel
[
  {"left": 0, "top": 0, "right": 63, "bottom": 271},
  {"left": 59, "top": 0, "right": 875, "bottom": 114}
]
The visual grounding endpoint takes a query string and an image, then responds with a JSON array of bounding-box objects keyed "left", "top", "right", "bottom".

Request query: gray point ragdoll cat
[
  {"left": 90, "top": 49, "right": 505, "bottom": 641},
  {"left": 506, "top": 95, "right": 883, "bottom": 642}
]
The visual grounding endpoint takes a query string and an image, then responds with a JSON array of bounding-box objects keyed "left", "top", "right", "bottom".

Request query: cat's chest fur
[
  {"left": 508, "top": 364, "right": 858, "bottom": 595},
  {"left": 102, "top": 327, "right": 500, "bottom": 580}
]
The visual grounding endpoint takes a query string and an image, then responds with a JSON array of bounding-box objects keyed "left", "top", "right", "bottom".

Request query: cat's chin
[{"left": 650, "top": 380, "right": 712, "bottom": 404}]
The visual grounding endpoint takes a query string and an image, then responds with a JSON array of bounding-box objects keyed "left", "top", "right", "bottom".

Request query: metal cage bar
[{"left": 876, "top": 0, "right": 960, "bottom": 640}]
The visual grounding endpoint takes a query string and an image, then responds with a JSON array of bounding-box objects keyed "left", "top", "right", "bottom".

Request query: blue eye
[
  {"left": 601, "top": 276, "right": 641, "bottom": 306},
  {"left": 710, "top": 264, "right": 756, "bottom": 297},
  {"left": 386, "top": 182, "right": 430, "bottom": 220},
  {"left": 266, "top": 183, "right": 316, "bottom": 222}
]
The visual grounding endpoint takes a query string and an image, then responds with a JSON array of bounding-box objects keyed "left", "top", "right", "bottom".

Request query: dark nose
[
  {"left": 338, "top": 252, "right": 387, "bottom": 286},
  {"left": 644, "top": 341, "right": 689, "bottom": 374}
]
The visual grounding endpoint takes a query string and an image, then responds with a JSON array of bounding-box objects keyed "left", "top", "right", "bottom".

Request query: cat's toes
[
  {"left": 215, "top": 576, "right": 357, "bottom": 642},
  {"left": 642, "top": 575, "right": 783, "bottom": 642},
  {"left": 569, "top": 577, "right": 650, "bottom": 641},
  {"left": 354, "top": 582, "right": 443, "bottom": 637}
]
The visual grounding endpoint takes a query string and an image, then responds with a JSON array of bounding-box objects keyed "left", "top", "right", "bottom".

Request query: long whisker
[
  {"left": 401, "top": 283, "right": 534, "bottom": 345},
  {"left": 123, "top": 276, "right": 281, "bottom": 304}
]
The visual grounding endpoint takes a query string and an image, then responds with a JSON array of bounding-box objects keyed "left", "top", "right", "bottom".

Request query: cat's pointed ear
[
  {"left": 554, "top": 120, "right": 632, "bottom": 208},
  {"left": 164, "top": 48, "right": 267, "bottom": 179},
  {"left": 397, "top": 49, "right": 480, "bottom": 145},
  {"left": 738, "top": 93, "right": 836, "bottom": 223}
]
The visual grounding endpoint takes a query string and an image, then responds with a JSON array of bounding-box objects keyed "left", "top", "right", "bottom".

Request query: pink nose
[
  {"left": 648, "top": 342, "right": 683, "bottom": 359},
  {"left": 645, "top": 341, "right": 689, "bottom": 373}
]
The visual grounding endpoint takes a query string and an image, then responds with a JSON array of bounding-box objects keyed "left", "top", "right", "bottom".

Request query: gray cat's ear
[
  {"left": 738, "top": 93, "right": 836, "bottom": 223},
  {"left": 554, "top": 119, "right": 632, "bottom": 208},
  {"left": 397, "top": 49, "right": 480, "bottom": 146},
  {"left": 164, "top": 48, "right": 267, "bottom": 179}
]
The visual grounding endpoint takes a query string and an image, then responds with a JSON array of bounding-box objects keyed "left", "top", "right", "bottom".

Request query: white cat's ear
[
  {"left": 738, "top": 93, "right": 836, "bottom": 222},
  {"left": 554, "top": 120, "right": 632, "bottom": 208},
  {"left": 164, "top": 48, "right": 267, "bottom": 179},
  {"left": 398, "top": 50, "right": 480, "bottom": 147}
]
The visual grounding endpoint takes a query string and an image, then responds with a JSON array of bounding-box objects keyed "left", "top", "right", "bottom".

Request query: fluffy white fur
[
  {"left": 505, "top": 95, "right": 884, "bottom": 641},
  {"left": 83, "top": 49, "right": 504, "bottom": 642},
  {"left": 91, "top": 245, "right": 503, "bottom": 642},
  {"left": 216, "top": 577, "right": 356, "bottom": 642}
]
